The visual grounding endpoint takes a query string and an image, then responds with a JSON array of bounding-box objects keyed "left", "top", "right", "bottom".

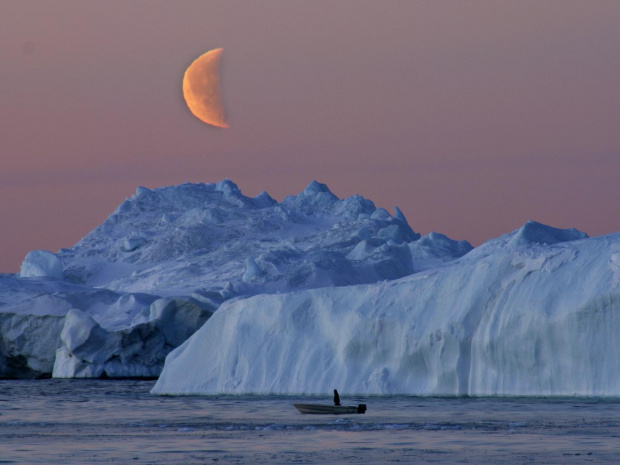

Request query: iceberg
[
  {"left": 152, "top": 227, "right": 620, "bottom": 396},
  {"left": 2, "top": 180, "right": 469, "bottom": 378},
  {"left": 6, "top": 177, "right": 615, "bottom": 394}
]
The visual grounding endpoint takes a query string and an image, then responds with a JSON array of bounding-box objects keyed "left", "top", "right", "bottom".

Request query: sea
[{"left": 1, "top": 379, "right": 619, "bottom": 464}]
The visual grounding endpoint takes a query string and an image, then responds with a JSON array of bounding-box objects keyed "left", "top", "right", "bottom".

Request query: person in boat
[{"left": 333, "top": 389, "right": 341, "bottom": 406}]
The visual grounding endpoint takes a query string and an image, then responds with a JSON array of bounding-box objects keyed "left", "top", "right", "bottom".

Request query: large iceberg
[
  {"left": 152, "top": 225, "right": 620, "bottom": 396},
  {"left": 1, "top": 180, "right": 470, "bottom": 379},
  {"left": 5, "top": 179, "right": 616, "bottom": 395}
]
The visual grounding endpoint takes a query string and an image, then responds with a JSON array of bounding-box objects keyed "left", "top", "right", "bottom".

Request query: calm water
[{"left": 1, "top": 380, "right": 619, "bottom": 464}]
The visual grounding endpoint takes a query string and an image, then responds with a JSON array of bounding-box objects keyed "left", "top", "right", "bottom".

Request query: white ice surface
[
  {"left": 153, "top": 231, "right": 620, "bottom": 396},
  {"left": 4, "top": 180, "right": 611, "bottom": 390},
  {"left": 20, "top": 250, "right": 63, "bottom": 279},
  {"left": 55, "top": 179, "right": 441, "bottom": 296},
  {"left": 2, "top": 180, "right": 471, "bottom": 378}
]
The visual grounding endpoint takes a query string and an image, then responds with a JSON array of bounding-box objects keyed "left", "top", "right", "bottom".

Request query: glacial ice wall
[{"left": 153, "top": 231, "right": 620, "bottom": 396}]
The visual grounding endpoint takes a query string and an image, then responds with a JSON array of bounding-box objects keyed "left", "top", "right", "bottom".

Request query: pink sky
[{"left": 2, "top": 1, "right": 619, "bottom": 272}]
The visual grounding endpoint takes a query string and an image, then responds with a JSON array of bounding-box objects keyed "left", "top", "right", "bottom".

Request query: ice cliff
[
  {"left": 1, "top": 180, "right": 471, "bottom": 379},
  {"left": 152, "top": 224, "right": 620, "bottom": 396}
]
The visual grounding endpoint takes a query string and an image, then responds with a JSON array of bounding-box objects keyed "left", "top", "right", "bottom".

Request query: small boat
[{"left": 294, "top": 403, "right": 367, "bottom": 415}]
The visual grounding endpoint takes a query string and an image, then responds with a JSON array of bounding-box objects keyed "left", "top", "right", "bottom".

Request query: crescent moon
[{"left": 182, "top": 48, "right": 229, "bottom": 128}]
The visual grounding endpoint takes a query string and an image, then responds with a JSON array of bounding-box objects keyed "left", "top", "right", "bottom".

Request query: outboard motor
[{"left": 357, "top": 404, "right": 367, "bottom": 414}]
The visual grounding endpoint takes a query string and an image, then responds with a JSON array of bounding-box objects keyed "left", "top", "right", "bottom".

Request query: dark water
[{"left": 1, "top": 380, "right": 619, "bottom": 464}]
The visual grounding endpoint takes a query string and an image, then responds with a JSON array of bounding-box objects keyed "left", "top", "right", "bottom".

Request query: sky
[{"left": 1, "top": 0, "right": 619, "bottom": 273}]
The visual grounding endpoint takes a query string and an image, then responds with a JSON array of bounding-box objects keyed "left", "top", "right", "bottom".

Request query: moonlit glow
[{"left": 182, "top": 48, "right": 229, "bottom": 128}]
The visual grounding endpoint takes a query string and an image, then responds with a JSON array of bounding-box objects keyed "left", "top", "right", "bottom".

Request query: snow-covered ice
[
  {"left": 20, "top": 250, "right": 64, "bottom": 279},
  {"left": 1, "top": 180, "right": 470, "bottom": 379}
]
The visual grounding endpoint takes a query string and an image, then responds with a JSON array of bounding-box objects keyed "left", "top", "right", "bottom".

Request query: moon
[{"left": 182, "top": 48, "right": 229, "bottom": 128}]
